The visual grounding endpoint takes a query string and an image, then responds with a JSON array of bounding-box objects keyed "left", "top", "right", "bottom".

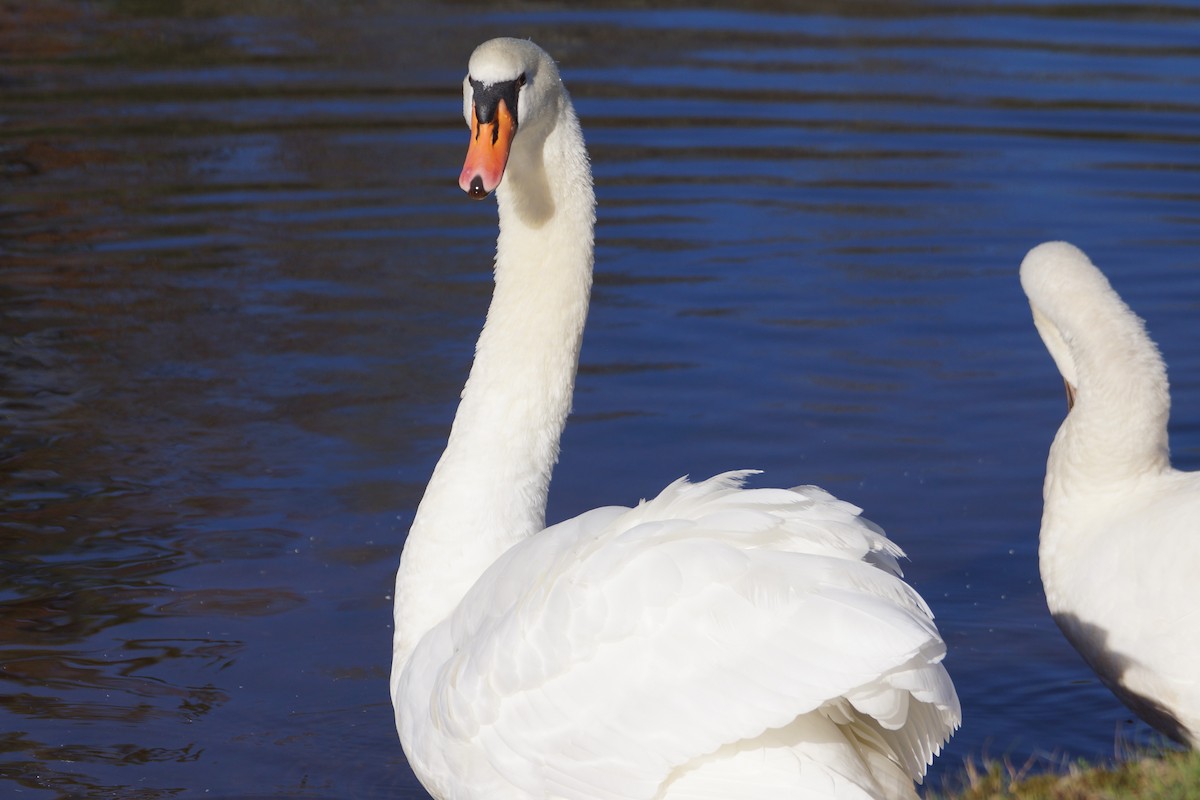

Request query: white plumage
[
  {"left": 392, "top": 38, "right": 959, "bottom": 800},
  {"left": 1021, "top": 241, "right": 1200, "bottom": 747}
]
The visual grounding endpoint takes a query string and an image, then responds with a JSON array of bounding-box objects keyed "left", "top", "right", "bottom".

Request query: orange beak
[{"left": 459, "top": 99, "right": 516, "bottom": 199}]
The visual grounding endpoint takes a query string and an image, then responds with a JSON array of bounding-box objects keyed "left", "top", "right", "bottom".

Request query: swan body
[
  {"left": 391, "top": 38, "right": 959, "bottom": 800},
  {"left": 1021, "top": 241, "right": 1200, "bottom": 746}
]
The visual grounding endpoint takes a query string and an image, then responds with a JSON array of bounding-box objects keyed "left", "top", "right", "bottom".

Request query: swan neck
[
  {"left": 393, "top": 100, "right": 594, "bottom": 667},
  {"left": 1051, "top": 297, "right": 1171, "bottom": 488},
  {"left": 1039, "top": 289, "right": 1171, "bottom": 596}
]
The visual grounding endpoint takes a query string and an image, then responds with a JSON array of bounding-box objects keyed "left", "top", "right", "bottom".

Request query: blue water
[{"left": 2, "top": 1, "right": 1199, "bottom": 797}]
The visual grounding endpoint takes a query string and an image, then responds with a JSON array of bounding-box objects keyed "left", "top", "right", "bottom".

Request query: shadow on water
[{"left": 3, "top": 0, "right": 1200, "bottom": 797}]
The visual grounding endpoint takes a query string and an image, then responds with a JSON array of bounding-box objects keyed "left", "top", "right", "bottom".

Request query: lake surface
[{"left": 3, "top": 1, "right": 1199, "bottom": 797}]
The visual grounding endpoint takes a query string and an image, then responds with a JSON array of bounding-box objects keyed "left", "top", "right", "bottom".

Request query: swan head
[
  {"left": 1020, "top": 242, "right": 1095, "bottom": 409},
  {"left": 459, "top": 38, "right": 564, "bottom": 199},
  {"left": 1020, "top": 240, "right": 1170, "bottom": 420}
]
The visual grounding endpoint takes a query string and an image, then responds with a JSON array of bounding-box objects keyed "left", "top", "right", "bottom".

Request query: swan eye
[{"left": 517, "top": 72, "right": 527, "bottom": 88}]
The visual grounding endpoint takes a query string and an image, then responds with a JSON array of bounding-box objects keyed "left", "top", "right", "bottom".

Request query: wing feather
[{"left": 398, "top": 473, "right": 959, "bottom": 799}]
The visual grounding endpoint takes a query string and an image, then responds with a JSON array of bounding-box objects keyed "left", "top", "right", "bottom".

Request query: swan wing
[{"left": 399, "top": 472, "right": 959, "bottom": 799}]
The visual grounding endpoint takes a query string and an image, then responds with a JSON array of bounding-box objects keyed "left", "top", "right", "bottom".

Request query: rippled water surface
[{"left": 3, "top": 1, "right": 1200, "bottom": 797}]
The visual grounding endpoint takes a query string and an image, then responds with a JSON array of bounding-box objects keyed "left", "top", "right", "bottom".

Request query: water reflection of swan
[
  {"left": 390, "top": 37, "right": 960, "bottom": 799},
  {"left": 1021, "top": 241, "right": 1200, "bottom": 747}
]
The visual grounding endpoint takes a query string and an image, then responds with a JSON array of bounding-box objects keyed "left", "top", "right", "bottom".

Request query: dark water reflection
[{"left": 3, "top": 1, "right": 1200, "bottom": 797}]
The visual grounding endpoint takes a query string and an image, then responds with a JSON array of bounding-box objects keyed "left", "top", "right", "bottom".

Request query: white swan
[
  {"left": 1021, "top": 241, "right": 1200, "bottom": 747},
  {"left": 391, "top": 38, "right": 960, "bottom": 800}
]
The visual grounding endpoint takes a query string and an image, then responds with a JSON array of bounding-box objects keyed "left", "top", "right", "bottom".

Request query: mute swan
[
  {"left": 1021, "top": 241, "right": 1200, "bottom": 747},
  {"left": 391, "top": 38, "right": 960, "bottom": 800}
]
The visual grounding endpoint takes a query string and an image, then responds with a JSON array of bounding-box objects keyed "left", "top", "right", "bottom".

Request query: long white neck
[
  {"left": 1040, "top": 282, "right": 1171, "bottom": 599},
  {"left": 393, "top": 100, "right": 594, "bottom": 667},
  {"left": 1046, "top": 297, "right": 1171, "bottom": 495}
]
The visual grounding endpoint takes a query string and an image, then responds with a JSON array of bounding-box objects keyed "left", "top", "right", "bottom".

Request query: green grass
[{"left": 930, "top": 748, "right": 1200, "bottom": 800}]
